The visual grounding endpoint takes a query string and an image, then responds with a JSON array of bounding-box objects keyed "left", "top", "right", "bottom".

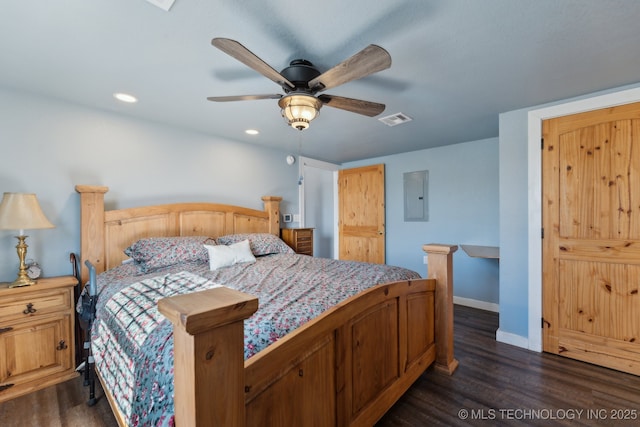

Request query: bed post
[
  {"left": 158, "top": 287, "right": 258, "bottom": 427},
  {"left": 423, "top": 243, "right": 459, "bottom": 375},
  {"left": 75, "top": 185, "right": 109, "bottom": 286},
  {"left": 261, "top": 196, "right": 282, "bottom": 236}
]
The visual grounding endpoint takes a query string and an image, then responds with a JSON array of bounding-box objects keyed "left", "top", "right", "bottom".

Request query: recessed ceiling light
[
  {"left": 245, "top": 129, "right": 259, "bottom": 135},
  {"left": 113, "top": 93, "right": 138, "bottom": 103}
]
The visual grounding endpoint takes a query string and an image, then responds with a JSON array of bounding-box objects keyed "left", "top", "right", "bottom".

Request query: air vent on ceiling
[{"left": 378, "top": 112, "right": 413, "bottom": 127}]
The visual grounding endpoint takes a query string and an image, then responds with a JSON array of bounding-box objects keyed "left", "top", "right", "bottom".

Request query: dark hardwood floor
[
  {"left": 377, "top": 306, "right": 640, "bottom": 426},
  {"left": 2, "top": 305, "right": 639, "bottom": 426}
]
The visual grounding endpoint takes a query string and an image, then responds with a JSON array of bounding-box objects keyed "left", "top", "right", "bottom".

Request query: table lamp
[{"left": 0, "top": 192, "right": 55, "bottom": 287}]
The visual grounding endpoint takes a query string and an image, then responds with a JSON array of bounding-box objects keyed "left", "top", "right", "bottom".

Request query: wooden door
[
  {"left": 542, "top": 102, "right": 640, "bottom": 374},
  {"left": 338, "top": 164, "right": 385, "bottom": 263}
]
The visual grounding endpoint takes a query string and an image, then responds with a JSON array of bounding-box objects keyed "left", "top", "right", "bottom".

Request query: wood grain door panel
[
  {"left": 542, "top": 102, "right": 640, "bottom": 374},
  {"left": 338, "top": 164, "right": 385, "bottom": 263}
]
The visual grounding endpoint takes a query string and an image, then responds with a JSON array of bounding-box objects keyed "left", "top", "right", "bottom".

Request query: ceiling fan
[{"left": 207, "top": 38, "right": 392, "bottom": 131}]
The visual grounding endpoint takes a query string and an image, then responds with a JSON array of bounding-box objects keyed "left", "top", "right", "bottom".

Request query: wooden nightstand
[
  {"left": 281, "top": 228, "right": 314, "bottom": 256},
  {"left": 0, "top": 276, "right": 78, "bottom": 402}
]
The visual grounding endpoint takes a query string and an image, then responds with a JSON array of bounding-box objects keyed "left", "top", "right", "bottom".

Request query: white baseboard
[
  {"left": 495, "top": 328, "right": 531, "bottom": 350},
  {"left": 453, "top": 296, "right": 499, "bottom": 313},
  {"left": 454, "top": 297, "right": 534, "bottom": 351}
]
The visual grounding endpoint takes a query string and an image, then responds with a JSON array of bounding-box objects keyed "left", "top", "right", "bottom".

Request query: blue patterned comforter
[{"left": 88, "top": 254, "right": 421, "bottom": 426}]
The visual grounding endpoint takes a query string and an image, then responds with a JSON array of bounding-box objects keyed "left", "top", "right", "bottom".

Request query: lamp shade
[{"left": 0, "top": 193, "right": 55, "bottom": 232}]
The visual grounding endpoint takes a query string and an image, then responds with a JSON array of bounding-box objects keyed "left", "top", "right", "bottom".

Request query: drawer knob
[
  {"left": 23, "top": 303, "right": 37, "bottom": 315},
  {"left": 56, "top": 340, "right": 68, "bottom": 351}
]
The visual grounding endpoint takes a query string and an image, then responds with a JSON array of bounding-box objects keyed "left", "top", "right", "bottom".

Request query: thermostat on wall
[{"left": 283, "top": 213, "right": 293, "bottom": 223}]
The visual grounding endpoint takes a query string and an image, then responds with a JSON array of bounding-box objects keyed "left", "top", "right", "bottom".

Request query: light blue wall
[
  {"left": 0, "top": 88, "right": 299, "bottom": 282},
  {"left": 345, "top": 138, "right": 500, "bottom": 304},
  {"left": 498, "top": 108, "right": 531, "bottom": 337}
]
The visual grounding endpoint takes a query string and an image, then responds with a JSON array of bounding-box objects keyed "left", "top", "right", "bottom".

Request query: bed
[{"left": 75, "top": 185, "right": 458, "bottom": 426}]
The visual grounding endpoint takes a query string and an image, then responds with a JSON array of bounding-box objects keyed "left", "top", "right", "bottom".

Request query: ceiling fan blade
[
  {"left": 308, "top": 45, "right": 391, "bottom": 93},
  {"left": 212, "top": 38, "right": 295, "bottom": 90},
  {"left": 207, "top": 94, "right": 283, "bottom": 102},
  {"left": 318, "top": 94, "right": 386, "bottom": 117}
]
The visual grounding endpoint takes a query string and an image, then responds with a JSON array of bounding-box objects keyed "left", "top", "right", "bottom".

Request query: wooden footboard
[{"left": 158, "top": 245, "right": 457, "bottom": 427}]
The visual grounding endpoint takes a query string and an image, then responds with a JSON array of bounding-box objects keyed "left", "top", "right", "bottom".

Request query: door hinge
[
  {"left": 541, "top": 137, "right": 544, "bottom": 149},
  {"left": 541, "top": 227, "right": 544, "bottom": 239}
]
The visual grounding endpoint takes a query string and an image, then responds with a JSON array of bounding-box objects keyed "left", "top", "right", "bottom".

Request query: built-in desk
[{"left": 460, "top": 244, "right": 500, "bottom": 259}]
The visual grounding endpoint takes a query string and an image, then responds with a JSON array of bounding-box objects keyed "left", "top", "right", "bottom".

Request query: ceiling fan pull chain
[{"left": 297, "top": 134, "right": 304, "bottom": 186}]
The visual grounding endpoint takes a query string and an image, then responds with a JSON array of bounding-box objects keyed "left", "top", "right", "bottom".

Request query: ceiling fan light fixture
[{"left": 278, "top": 94, "right": 322, "bottom": 131}]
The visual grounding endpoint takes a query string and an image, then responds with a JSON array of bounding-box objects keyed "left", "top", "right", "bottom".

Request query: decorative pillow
[
  {"left": 204, "top": 239, "right": 256, "bottom": 270},
  {"left": 124, "top": 236, "right": 215, "bottom": 273},
  {"left": 216, "top": 233, "right": 294, "bottom": 256}
]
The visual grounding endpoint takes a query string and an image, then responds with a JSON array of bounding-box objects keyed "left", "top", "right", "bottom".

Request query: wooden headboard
[{"left": 75, "top": 185, "right": 282, "bottom": 284}]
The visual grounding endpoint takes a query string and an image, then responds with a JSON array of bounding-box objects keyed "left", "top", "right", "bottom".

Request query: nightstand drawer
[
  {"left": 0, "top": 288, "right": 72, "bottom": 324},
  {"left": 296, "top": 229, "right": 313, "bottom": 240},
  {"left": 296, "top": 241, "right": 312, "bottom": 252}
]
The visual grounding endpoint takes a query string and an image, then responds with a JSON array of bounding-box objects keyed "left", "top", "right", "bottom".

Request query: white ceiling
[{"left": 2, "top": 0, "right": 640, "bottom": 164}]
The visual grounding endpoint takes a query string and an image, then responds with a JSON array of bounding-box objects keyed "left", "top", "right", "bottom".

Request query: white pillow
[{"left": 204, "top": 239, "right": 256, "bottom": 270}]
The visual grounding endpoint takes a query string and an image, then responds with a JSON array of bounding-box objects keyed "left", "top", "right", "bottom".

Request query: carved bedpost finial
[
  {"left": 261, "top": 196, "right": 282, "bottom": 236},
  {"left": 75, "top": 185, "right": 109, "bottom": 285},
  {"left": 423, "top": 243, "right": 459, "bottom": 375},
  {"left": 158, "top": 287, "right": 258, "bottom": 427}
]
